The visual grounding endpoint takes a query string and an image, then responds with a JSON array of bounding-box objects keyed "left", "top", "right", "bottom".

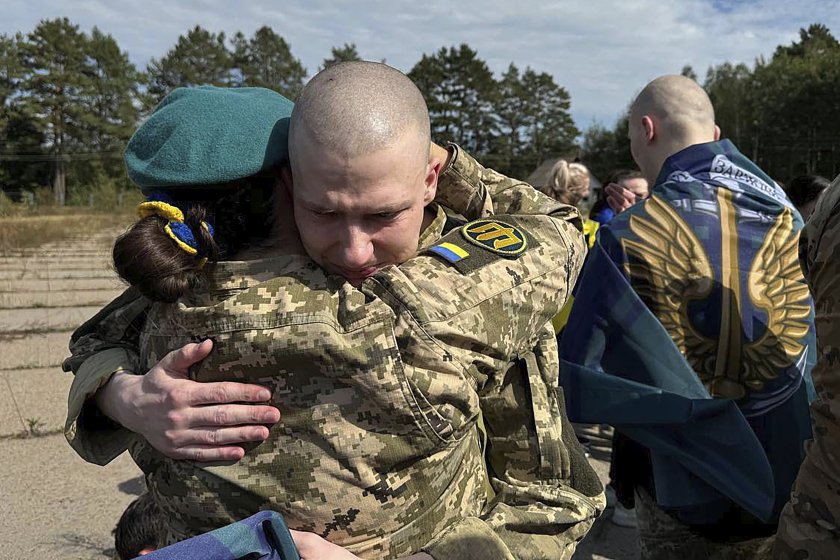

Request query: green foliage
[
  {"left": 4, "top": 17, "right": 839, "bottom": 205},
  {"left": 681, "top": 64, "right": 699, "bottom": 82},
  {"left": 707, "top": 23, "right": 840, "bottom": 180},
  {"left": 3, "top": 19, "right": 140, "bottom": 207},
  {"left": 0, "top": 33, "right": 24, "bottom": 106},
  {"left": 147, "top": 25, "right": 308, "bottom": 105},
  {"left": 410, "top": 46, "right": 579, "bottom": 178},
  {"left": 581, "top": 115, "right": 635, "bottom": 181},
  {"left": 322, "top": 43, "right": 362, "bottom": 69},
  {"left": 0, "top": 190, "right": 21, "bottom": 216},
  {"left": 18, "top": 18, "right": 91, "bottom": 205},
  {"left": 494, "top": 64, "right": 529, "bottom": 175},
  {"left": 584, "top": 23, "right": 840, "bottom": 184},
  {"left": 146, "top": 26, "right": 233, "bottom": 104},
  {"left": 231, "top": 26, "right": 307, "bottom": 99},
  {"left": 65, "top": 170, "right": 131, "bottom": 208},
  {"left": 410, "top": 44, "right": 499, "bottom": 161},
  {"left": 25, "top": 417, "right": 45, "bottom": 437},
  {"left": 519, "top": 68, "right": 579, "bottom": 174}
]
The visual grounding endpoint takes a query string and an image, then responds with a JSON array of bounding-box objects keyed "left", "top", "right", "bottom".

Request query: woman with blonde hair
[{"left": 540, "top": 159, "right": 591, "bottom": 207}]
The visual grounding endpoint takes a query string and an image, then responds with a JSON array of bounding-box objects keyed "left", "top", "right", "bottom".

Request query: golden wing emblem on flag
[
  {"left": 743, "top": 208, "right": 811, "bottom": 389},
  {"left": 622, "top": 195, "right": 717, "bottom": 377},
  {"left": 622, "top": 192, "right": 811, "bottom": 401}
]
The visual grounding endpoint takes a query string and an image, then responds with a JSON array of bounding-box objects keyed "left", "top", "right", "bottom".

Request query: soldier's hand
[
  {"left": 290, "top": 531, "right": 431, "bottom": 560},
  {"left": 291, "top": 531, "right": 361, "bottom": 559},
  {"left": 96, "top": 339, "right": 281, "bottom": 462},
  {"left": 605, "top": 182, "right": 637, "bottom": 214},
  {"left": 430, "top": 141, "right": 452, "bottom": 172}
]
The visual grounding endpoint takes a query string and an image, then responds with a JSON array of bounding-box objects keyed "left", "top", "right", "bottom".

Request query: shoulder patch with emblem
[
  {"left": 427, "top": 218, "right": 533, "bottom": 275},
  {"left": 461, "top": 219, "right": 528, "bottom": 256}
]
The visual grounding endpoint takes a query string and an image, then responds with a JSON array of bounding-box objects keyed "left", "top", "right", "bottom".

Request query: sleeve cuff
[
  {"left": 434, "top": 144, "right": 491, "bottom": 219},
  {"left": 422, "top": 517, "right": 514, "bottom": 560},
  {"left": 65, "top": 348, "right": 139, "bottom": 465}
]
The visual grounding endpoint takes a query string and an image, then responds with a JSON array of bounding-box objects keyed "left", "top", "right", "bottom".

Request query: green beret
[{"left": 125, "top": 86, "right": 294, "bottom": 192}]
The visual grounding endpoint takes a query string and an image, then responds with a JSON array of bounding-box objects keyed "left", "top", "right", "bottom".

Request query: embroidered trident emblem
[{"left": 462, "top": 219, "right": 527, "bottom": 255}]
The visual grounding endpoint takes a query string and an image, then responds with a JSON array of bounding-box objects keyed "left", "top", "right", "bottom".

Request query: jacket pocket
[{"left": 522, "top": 348, "right": 571, "bottom": 481}]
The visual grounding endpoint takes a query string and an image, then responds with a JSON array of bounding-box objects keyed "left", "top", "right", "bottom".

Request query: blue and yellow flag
[{"left": 560, "top": 140, "right": 815, "bottom": 524}]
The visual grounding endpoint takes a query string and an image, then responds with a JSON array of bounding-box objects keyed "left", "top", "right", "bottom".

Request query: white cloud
[{"left": 4, "top": 0, "right": 839, "bottom": 131}]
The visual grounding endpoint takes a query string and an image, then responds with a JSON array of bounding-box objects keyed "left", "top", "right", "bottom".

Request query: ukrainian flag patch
[{"left": 429, "top": 242, "right": 469, "bottom": 263}]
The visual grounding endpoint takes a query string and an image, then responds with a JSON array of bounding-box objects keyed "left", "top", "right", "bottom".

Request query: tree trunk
[{"left": 52, "top": 156, "right": 65, "bottom": 206}]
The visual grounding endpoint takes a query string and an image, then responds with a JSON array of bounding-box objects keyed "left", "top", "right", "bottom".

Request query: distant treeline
[
  {"left": 0, "top": 19, "right": 576, "bottom": 205},
  {"left": 583, "top": 24, "right": 840, "bottom": 184},
  {"left": 0, "top": 19, "right": 836, "bottom": 206}
]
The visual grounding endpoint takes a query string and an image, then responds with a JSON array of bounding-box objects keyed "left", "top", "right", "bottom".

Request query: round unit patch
[{"left": 460, "top": 219, "right": 527, "bottom": 256}]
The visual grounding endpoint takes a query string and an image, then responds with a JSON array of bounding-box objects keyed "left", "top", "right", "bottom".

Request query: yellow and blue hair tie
[{"left": 137, "top": 192, "right": 215, "bottom": 266}]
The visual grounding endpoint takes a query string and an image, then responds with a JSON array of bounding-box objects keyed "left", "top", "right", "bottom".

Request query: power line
[{"left": 0, "top": 151, "right": 123, "bottom": 161}]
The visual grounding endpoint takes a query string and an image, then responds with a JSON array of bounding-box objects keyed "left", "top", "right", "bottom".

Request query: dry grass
[{"left": 0, "top": 211, "right": 135, "bottom": 253}]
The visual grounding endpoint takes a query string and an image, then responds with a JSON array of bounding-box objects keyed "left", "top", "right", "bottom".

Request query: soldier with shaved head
[
  {"left": 288, "top": 62, "right": 438, "bottom": 284},
  {"left": 64, "top": 63, "right": 602, "bottom": 559},
  {"left": 560, "top": 75, "right": 815, "bottom": 559}
]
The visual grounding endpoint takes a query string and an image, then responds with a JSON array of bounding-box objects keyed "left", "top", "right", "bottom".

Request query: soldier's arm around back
[
  {"left": 62, "top": 287, "right": 150, "bottom": 465},
  {"left": 434, "top": 143, "right": 583, "bottom": 231}
]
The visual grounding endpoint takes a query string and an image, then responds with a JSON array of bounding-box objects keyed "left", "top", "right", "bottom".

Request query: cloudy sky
[{"left": 5, "top": 0, "right": 840, "bottom": 131}]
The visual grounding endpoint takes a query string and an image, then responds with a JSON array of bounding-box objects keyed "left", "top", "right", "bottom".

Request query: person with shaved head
[
  {"left": 64, "top": 63, "right": 602, "bottom": 559},
  {"left": 287, "top": 62, "right": 438, "bottom": 284},
  {"left": 559, "top": 75, "right": 815, "bottom": 559}
]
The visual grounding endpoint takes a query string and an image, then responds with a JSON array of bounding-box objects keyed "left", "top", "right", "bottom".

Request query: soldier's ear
[
  {"left": 642, "top": 116, "right": 656, "bottom": 143},
  {"left": 714, "top": 125, "right": 721, "bottom": 141},
  {"left": 423, "top": 161, "right": 438, "bottom": 205}
]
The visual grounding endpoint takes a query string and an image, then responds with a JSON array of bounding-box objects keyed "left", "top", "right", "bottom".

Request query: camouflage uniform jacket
[
  {"left": 774, "top": 178, "right": 840, "bottom": 559},
  {"left": 63, "top": 148, "right": 604, "bottom": 559}
]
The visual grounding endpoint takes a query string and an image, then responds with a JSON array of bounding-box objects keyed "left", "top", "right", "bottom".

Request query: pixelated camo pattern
[
  {"left": 68, "top": 149, "right": 601, "bottom": 559},
  {"left": 774, "top": 178, "right": 840, "bottom": 559}
]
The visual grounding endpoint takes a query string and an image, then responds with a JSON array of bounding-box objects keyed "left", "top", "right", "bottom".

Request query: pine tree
[
  {"left": 581, "top": 115, "right": 635, "bottom": 181},
  {"left": 493, "top": 64, "right": 527, "bottom": 176},
  {"left": 519, "top": 68, "right": 579, "bottom": 172},
  {"left": 146, "top": 26, "right": 233, "bottom": 105},
  {"left": 19, "top": 18, "right": 90, "bottom": 205},
  {"left": 231, "top": 26, "right": 306, "bottom": 99},
  {"left": 77, "top": 27, "right": 141, "bottom": 186},
  {"left": 765, "top": 25, "right": 840, "bottom": 178},
  {"left": 0, "top": 32, "right": 47, "bottom": 194},
  {"left": 322, "top": 43, "right": 361, "bottom": 69},
  {"left": 409, "top": 45, "right": 498, "bottom": 159},
  {"left": 0, "top": 33, "right": 23, "bottom": 107},
  {"left": 681, "top": 64, "right": 699, "bottom": 82},
  {"left": 704, "top": 62, "right": 752, "bottom": 149}
]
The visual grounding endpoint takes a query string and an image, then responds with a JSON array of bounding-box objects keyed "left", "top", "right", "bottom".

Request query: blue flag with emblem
[
  {"left": 560, "top": 140, "right": 815, "bottom": 524},
  {"left": 139, "top": 510, "right": 300, "bottom": 560}
]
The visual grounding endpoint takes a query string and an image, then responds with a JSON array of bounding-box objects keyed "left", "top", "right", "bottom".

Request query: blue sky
[{"left": 4, "top": 0, "right": 839, "bottom": 132}]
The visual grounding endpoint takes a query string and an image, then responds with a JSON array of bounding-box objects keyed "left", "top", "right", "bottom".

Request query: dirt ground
[{"left": 0, "top": 226, "right": 638, "bottom": 559}]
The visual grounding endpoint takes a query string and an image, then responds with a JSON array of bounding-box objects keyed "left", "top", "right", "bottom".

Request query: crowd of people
[{"left": 61, "top": 62, "right": 838, "bottom": 560}]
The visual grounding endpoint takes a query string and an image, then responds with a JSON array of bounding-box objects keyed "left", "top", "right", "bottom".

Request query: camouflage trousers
[
  {"left": 635, "top": 489, "right": 773, "bottom": 560},
  {"left": 773, "top": 436, "right": 840, "bottom": 560}
]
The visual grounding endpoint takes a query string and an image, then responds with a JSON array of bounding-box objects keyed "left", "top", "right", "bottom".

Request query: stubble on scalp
[
  {"left": 630, "top": 74, "right": 716, "bottom": 140},
  {"left": 289, "top": 61, "right": 431, "bottom": 169}
]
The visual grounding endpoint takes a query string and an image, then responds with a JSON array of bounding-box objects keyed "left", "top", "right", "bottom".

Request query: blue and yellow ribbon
[{"left": 137, "top": 192, "right": 214, "bottom": 266}]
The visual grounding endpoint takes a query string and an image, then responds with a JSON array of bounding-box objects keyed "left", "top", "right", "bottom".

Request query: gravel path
[{"left": 0, "top": 228, "right": 142, "bottom": 560}]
